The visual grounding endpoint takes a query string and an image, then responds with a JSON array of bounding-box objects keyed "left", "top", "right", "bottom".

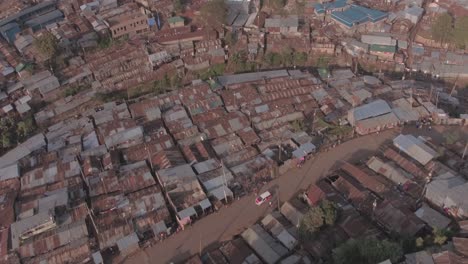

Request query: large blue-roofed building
[
  {"left": 314, "top": 0, "right": 348, "bottom": 14},
  {"left": 332, "top": 4, "right": 387, "bottom": 28},
  {"left": 314, "top": 1, "right": 388, "bottom": 29}
]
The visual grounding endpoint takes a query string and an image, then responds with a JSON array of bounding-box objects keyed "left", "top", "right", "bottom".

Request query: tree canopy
[
  {"left": 269, "top": 0, "right": 286, "bottom": 10},
  {"left": 174, "top": 0, "right": 185, "bottom": 13},
  {"left": 0, "top": 115, "right": 36, "bottom": 151},
  {"left": 431, "top": 14, "right": 468, "bottom": 48},
  {"left": 333, "top": 238, "right": 403, "bottom": 264},
  {"left": 454, "top": 16, "right": 468, "bottom": 49},
  {"left": 298, "top": 200, "right": 338, "bottom": 240},
  {"left": 34, "top": 32, "right": 58, "bottom": 58},
  {"left": 200, "top": 0, "right": 227, "bottom": 29}
]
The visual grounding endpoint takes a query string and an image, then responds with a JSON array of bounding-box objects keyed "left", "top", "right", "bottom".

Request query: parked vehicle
[{"left": 255, "top": 191, "right": 272, "bottom": 205}]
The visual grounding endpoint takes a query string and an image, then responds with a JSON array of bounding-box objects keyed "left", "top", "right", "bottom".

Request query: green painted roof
[
  {"left": 369, "top": 44, "right": 396, "bottom": 53},
  {"left": 168, "top": 16, "right": 184, "bottom": 24}
]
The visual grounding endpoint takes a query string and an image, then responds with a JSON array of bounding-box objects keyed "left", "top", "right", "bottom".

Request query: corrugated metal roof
[
  {"left": 116, "top": 232, "right": 139, "bottom": 252},
  {"left": 217, "top": 70, "right": 289, "bottom": 86},
  {"left": 241, "top": 224, "right": 288, "bottom": 264},
  {"left": 0, "top": 133, "right": 46, "bottom": 169},
  {"left": 280, "top": 202, "right": 303, "bottom": 228},
  {"left": 341, "top": 162, "right": 387, "bottom": 194},
  {"left": 366, "top": 156, "right": 412, "bottom": 185},
  {"left": 414, "top": 203, "right": 451, "bottom": 230},
  {"left": 348, "top": 99, "right": 392, "bottom": 124},
  {"left": 404, "top": 250, "right": 434, "bottom": 264},
  {"left": 0, "top": 163, "right": 19, "bottom": 181},
  {"left": 393, "top": 134, "right": 438, "bottom": 165},
  {"left": 383, "top": 148, "right": 427, "bottom": 179},
  {"left": 177, "top": 206, "right": 197, "bottom": 220}
]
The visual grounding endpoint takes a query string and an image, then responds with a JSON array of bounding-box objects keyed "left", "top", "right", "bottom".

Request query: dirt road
[{"left": 123, "top": 126, "right": 466, "bottom": 264}]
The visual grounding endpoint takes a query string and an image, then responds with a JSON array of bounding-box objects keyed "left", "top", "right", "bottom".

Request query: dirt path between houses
[{"left": 121, "top": 126, "right": 466, "bottom": 264}]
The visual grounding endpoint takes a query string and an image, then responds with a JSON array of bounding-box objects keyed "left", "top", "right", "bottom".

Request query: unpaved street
[{"left": 123, "top": 126, "right": 467, "bottom": 264}]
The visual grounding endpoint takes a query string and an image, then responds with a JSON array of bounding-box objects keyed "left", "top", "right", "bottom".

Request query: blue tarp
[{"left": 148, "top": 17, "right": 156, "bottom": 27}]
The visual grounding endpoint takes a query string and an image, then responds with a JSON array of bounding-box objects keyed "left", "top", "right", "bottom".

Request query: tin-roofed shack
[{"left": 156, "top": 164, "right": 211, "bottom": 225}]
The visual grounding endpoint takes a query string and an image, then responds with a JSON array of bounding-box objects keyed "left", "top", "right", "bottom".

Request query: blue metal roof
[
  {"left": 350, "top": 4, "right": 387, "bottom": 22},
  {"left": 314, "top": 0, "right": 347, "bottom": 13},
  {"left": 331, "top": 4, "right": 387, "bottom": 27},
  {"left": 314, "top": 4, "right": 325, "bottom": 13}
]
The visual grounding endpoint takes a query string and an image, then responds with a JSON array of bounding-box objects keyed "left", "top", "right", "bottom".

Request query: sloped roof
[{"left": 393, "top": 134, "right": 438, "bottom": 165}]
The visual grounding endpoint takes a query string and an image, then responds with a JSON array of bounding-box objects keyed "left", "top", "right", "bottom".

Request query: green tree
[
  {"left": 293, "top": 52, "right": 308, "bottom": 66},
  {"left": 16, "top": 117, "right": 35, "bottom": 139},
  {"left": 316, "top": 56, "right": 331, "bottom": 68},
  {"left": 264, "top": 52, "right": 282, "bottom": 67},
  {"left": 298, "top": 206, "right": 324, "bottom": 239},
  {"left": 270, "top": 0, "right": 286, "bottom": 10},
  {"left": 282, "top": 47, "right": 294, "bottom": 67},
  {"left": 444, "top": 131, "right": 460, "bottom": 145},
  {"left": 34, "top": 32, "right": 58, "bottom": 58},
  {"left": 1, "top": 132, "right": 12, "bottom": 148},
  {"left": 333, "top": 239, "right": 365, "bottom": 264},
  {"left": 333, "top": 238, "right": 403, "bottom": 264},
  {"left": 98, "top": 36, "right": 113, "bottom": 49},
  {"left": 320, "top": 199, "right": 337, "bottom": 225},
  {"left": 291, "top": 119, "right": 305, "bottom": 132},
  {"left": 170, "top": 74, "right": 182, "bottom": 89},
  {"left": 454, "top": 16, "right": 468, "bottom": 49},
  {"left": 431, "top": 13, "right": 454, "bottom": 44},
  {"left": 433, "top": 228, "right": 451, "bottom": 246},
  {"left": 174, "top": 0, "right": 185, "bottom": 13},
  {"left": 415, "top": 237, "right": 425, "bottom": 248},
  {"left": 224, "top": 31, "right": 237, "bottom": 47},
  {"left": 200, "top": 0, "right": 227, "bottom": 29}
]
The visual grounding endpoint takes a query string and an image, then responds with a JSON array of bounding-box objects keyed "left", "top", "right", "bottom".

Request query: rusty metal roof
[{"left": 341, "top": 162, "right": 388, "bottom": 194}]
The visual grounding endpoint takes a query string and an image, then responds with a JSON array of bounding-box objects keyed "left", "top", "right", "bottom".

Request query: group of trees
[
  {"left": 33, "top": 32, "right": 58, "bottom": 59},
  {"left": 263, "top": 49, "right": 308, "bottom": 68},
  {"left": 431, "top": 14, "right": 468, "bottom": 49},
  {"left": 407, "top": 228, "right": 456, "bottom": 251},
  {"left": 230, "top": 51, "right": 257, "bottom": 73},
  {"left": 153, "top": 74, "right": 182, "bottom": 94},
  {"left": 333, "top": 238, "right": 403, "bottom": 264},
  {"left": 174, "top": 0, "right": 185, "bottom": 13},
  {"left": 298, "top": 200, "right": 337, "bottom": 240},
  {"left": 0, "top": 116, "right": 35, "bottom": 151},
  {"left": 269, "top": 0, "right": 287, "bottom": 10},
  {"left": 200, "top": 0, "right": 227, "bottom": 29}
]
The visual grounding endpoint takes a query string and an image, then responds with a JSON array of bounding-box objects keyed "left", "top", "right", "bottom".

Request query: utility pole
[
  {"left": 410, "top": 87, "right": 413, "bottom": 109},
  {"left": 429, "top": 84, "right": 434, "bottom": 101},
  {"left": 221, "top": 161, "right": 228, "bottom": 202},
  {"left": 463, "top": 142, "right": 468, "bottom": 160},
  {"left": 86, "top": 203, "right": 99, "bottom": 235},
  {"left": 277, "top": 184, "right": 280, "bottom": 211},
  {"left": 145, "top": 143, "right": 153, "bottom": 171},
  {"left": 450, "top": 75, "right": 459, "bottom": 96}
]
